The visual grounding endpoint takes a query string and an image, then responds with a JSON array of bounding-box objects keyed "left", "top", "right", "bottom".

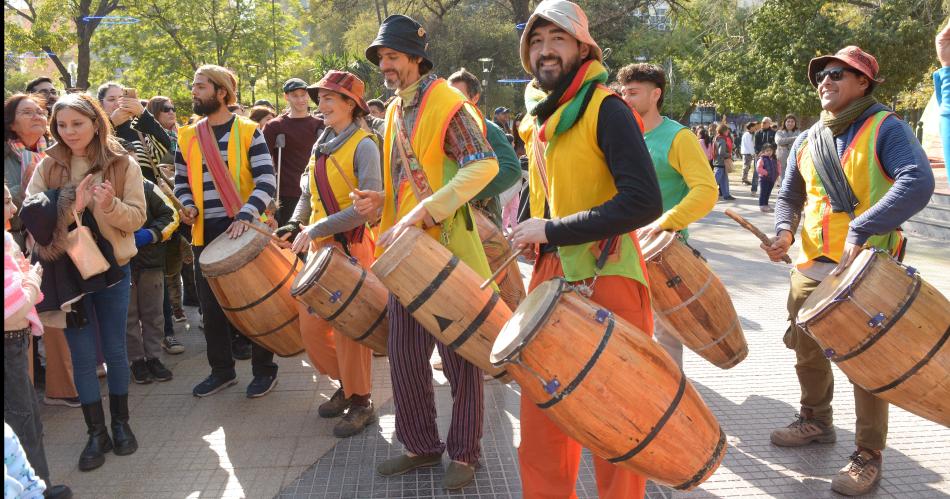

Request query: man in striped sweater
[{"left": 173, "top": 65, "right": 280, "bottom": 399}]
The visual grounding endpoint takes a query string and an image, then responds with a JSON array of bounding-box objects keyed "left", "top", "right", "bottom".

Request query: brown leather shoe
[
  {"left": 333, "top": 403, "right": 377, "bottom": 438},
  {"left": 318, "top": 388, "right": 351, "bottom": 418},
  {"left": 831, "top": 449, "right": 882, "bottom": 496}
]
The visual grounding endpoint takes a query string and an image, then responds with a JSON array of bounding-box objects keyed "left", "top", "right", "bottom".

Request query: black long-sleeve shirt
[{"left": 541, "top": 96, "right": 663, "bottom": 246}]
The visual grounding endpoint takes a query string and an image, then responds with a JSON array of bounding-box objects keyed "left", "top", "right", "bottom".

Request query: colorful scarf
[
  {"left": 821, "top": 94, "right": 878, "bottom": 136},
  {"left": 525, "top": 59, "right": 609, "bottom": 143},
  {"left": 8, "top": 137, "right": 48, "bottom": 191},
  {"left": 4, "top": 231, "right": 43, "bottom": 335}
]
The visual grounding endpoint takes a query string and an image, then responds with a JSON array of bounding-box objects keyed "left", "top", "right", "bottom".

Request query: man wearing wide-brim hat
[
  {"left": 507, "top": 0, "right": 662, "bottom": 496},
  {"left": 354, "top": 14, "right": 500, "bottom": 491},
  {"left": 763, "top": 45, "right": 933, "bottom": 496}
]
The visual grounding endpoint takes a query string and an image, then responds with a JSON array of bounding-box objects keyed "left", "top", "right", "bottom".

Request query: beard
[
  {"left": 193, "top": 96, "right": 222, "bottom": 116},
  {"left": 533, "top": 55, "right": 582, "bottom": 92},
  {"left": 382, "top": 70, "right": 400, "bottom": 90}
]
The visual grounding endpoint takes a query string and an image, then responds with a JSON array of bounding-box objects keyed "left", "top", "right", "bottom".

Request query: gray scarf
[{"left": 314, "top": 122, "right": 359, "bottom": 156}]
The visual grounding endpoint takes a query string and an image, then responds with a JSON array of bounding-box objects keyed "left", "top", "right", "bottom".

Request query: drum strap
[
  {"left": 392, "top": 106, "right": 439, "bottom": 229},
  {"left": 312, "top": 154, "right": 363, "bottom": 255},
  {"left": 195, "top": 118, "right": 242, "bottom": 218}
]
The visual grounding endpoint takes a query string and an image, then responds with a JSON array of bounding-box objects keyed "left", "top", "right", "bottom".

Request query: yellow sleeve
[
  {"left": 421, "top": 158, "right": 499, "bottom": 222},
  {"left": 656, "top": 130, "right": 718, "bottom": 231}
]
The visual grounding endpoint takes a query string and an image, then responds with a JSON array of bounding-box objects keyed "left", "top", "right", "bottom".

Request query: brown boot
[
  {"left": 333, "top": 403, "right": 377, "bottom": 438},
  {"left": 831, "top": 448, "right": 882, "bottom": 496},
  {"left": 770, "top": 410, "right": 836, "bottom": 447},
  {"left": 318, "top": 387, "right": 350, "bottom": 418}
]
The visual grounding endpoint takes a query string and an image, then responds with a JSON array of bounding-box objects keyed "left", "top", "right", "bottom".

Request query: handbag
[{"left": 66, "top": 211, "right": 109, "bottom": 280}]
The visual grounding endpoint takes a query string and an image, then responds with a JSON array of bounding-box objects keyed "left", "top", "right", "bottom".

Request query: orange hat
[
  {"left": 307, "top": 70, "right": 369, "bottom": 113},
  {"left": 807, "top": 46, "right": 883, "bottom": 88}
]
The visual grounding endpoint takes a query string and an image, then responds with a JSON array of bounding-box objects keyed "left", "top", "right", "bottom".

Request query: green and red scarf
[{"left": 525, "top": 59, "right": 609, "bottom": 144}]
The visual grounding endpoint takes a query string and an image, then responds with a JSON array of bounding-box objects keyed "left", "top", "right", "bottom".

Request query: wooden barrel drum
[
  {"left": 371, "top": 226, "right": 512, "bottom": 382},
  {"left": 797, "top": 249, "right": 950, "bottom": 427},
  {"left": 473, "top": 208, "right": 526, "bottom": 310},
  {"left": 290, "top": 246, "right": 389, "bottom": 355},
  {"left": 639, "top": 230, "right": 748, "bottom": 369},
  {"left": 199, "top": 224, "right": 304, "bottom": 357},
  {"left": 491, "top": 279, "right": 726, "bottom": 489}
]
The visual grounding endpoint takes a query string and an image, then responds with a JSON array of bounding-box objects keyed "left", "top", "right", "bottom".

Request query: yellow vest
[
  {"left": 521, "top": 86, "right": 648, "bottom": 285},
  {"left": 178, "top": 116, "right": 259, "bottom": 246},
  {"left": 796, "top": 111, "right": 902, "bottom": 265},
  {"left": 308, "top": 128, "right": 372, "bottom": 242},
  {"left": 378, "top": 78, "right": 493, "bottom": 280}
]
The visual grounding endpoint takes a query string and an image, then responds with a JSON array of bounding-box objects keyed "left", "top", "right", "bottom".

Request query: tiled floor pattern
[{"left": 38, "top": 178, "right": 950, "bottom": 498}]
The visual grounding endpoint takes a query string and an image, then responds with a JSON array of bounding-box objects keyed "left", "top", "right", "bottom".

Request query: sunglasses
[
  {"left": 814, "top": 67, "right": 858, "bottom": 83},
  {"left": 163, "top": 106, "right": 176, "bottom": 112}
]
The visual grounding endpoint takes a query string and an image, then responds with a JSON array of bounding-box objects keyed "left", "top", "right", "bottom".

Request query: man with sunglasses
[
  {"left": 762, "top": 46, "right": 933, "bottom": 496},
  {"left": 24, "top": 76, "right": 59, "bottom": 114}
]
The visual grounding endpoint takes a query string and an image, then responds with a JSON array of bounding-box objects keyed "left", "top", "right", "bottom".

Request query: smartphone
[{"left": 123, "top": 88, "right": 137, "bottom": 99}]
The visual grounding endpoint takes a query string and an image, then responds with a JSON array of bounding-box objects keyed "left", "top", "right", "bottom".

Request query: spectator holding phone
[{"left": 97, "top": 82, "right": 172, "bottom": 183}]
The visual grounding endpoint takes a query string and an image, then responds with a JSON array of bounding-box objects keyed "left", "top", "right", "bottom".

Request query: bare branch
[{"left": 4, "top": 1, "right": 35, "bottom": 22}]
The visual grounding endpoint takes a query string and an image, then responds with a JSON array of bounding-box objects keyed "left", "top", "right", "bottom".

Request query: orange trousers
[
  {"left": 27, "top": 327, "right": 79, "bottom": 399},
  {"left": 297, "top": 236, "right": 373, "bottom": 398},
  {"left": 519, "top": 252, "right": 652, "bottom": 499}
]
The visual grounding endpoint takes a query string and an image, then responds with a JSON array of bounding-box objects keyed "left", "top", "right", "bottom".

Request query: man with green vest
[
  {"left": 173, "top": 65, "right": 280, "bottom": 400},
  {"left": 616, "top": 62, "right": 718, "bottom": 367},
  {"left": 355, "top": 15, "right": 499, "bottom": 491},
  {"left": 763, "top": 46, "right": 933, "bottom": 496}
]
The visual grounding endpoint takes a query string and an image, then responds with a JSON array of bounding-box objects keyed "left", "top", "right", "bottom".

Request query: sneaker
[
  {"left": 130, "top": 360, "right": 153, "bottom": 384},
  {"left": 722, "top": 196, "right": 737, "bottom": 201},
  {"left": 443, "top": 460, "right": 476, "bottom": 490},
  {"left": 162, "top": 336, "right": 186, "bottom": 355},
  {"left": 44, "top": 396, "right": 81, "bottom": 408},
  {"left": 759, "top": 205, "right": 774, "bottom": 213},
  {"left": 831, "top": 449, "right": 883, "bottom": 496},
  {"left": 232, "top": 340, "right": 252, "bottom": 360},
  {"left": 376, "top": 453, "right": 442, "bottom": 477},
  {"left": 318, "top": 388, "right": 351, "bottom": 418},
  {"left": 770, "top": 412, "right": 836, "bottom": 447},
  {"left": 173, "top": 309, "right": 187, "bottom": 323},
  {"left": 145, "top": 358, "right": 173, "bottom": 382},
  {"left": 96, "top": 364, "right": 107, "bottom": 378},
  {"left": 333, "top": 403, "right": 377, "bottom": 438},
  {"left": 246, "top": 375, "right": 278, "bottom": 398},
  {"left": 193, "top": 374, "right": 237, "bottom": 397}
]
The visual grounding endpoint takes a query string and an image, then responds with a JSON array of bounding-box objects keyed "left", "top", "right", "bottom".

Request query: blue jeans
[
  {"left": 65, "top": 264, "right": 132, "bottom": 404},
  {"left": 714, "top": 166, "right": 732, "bottom": 198}
]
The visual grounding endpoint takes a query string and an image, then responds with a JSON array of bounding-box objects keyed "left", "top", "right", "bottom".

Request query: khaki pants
[{"left": 784, "top": 270, "right": 888, "bottom": 450}]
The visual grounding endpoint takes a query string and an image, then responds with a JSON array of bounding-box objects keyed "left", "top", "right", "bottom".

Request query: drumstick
[
  {"left": 155, "top": 176, "right": 186, "bottom": 212},
  {"left": 479, "top": 250, "right": 521, "bottom": 290},
  {"left": 723, "top": 208, "right": 792, "bottom": 264},
  {"left": 328, "top": 156, "right": 357, "bottom": 192},
  {"left": 239, "top": 220, "right": 287, "bottom": 245}
]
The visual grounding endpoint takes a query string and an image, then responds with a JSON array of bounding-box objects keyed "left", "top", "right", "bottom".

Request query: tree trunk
[{"left": 510, "top": 0, "right": 529, "bottom": 23}]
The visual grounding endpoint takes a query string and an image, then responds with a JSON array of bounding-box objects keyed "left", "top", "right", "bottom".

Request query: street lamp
[{"left": 478, "top": 57, "right": 493, "bottom": 113}]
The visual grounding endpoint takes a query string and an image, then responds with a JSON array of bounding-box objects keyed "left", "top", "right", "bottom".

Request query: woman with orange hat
[{"left": 287, "top": 70, "right": 381, "bottom": 438}]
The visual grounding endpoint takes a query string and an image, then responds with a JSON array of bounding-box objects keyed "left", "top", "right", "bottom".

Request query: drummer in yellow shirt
[{"left": 616, "top": 62, "right": 718, "bottom": 367}]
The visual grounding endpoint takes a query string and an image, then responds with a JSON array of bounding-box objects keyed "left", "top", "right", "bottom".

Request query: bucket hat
[
  {"left": 365, "top": 15, "right": 433, "bottom": 74},
  {"left": 807, "top": 46, "right": 883, "bottom": 87},
  {"left": 519, "top": 0, "right": 602, "bottom": 74},
  {"left": 308, "top": 70, "right": 369, "bottom": 113}
]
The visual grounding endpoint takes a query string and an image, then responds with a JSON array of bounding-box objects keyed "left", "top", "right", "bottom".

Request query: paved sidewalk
[{"left": 38, "top": 177, "right": 950, "bottom": 498}]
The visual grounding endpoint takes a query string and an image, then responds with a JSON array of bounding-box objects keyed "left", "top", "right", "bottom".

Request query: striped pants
[{"left": 387, "top": 295, "right": 484, "bottom": 464}]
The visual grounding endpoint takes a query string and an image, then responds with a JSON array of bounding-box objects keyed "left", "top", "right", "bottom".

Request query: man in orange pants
[{"left": 508, "top": 1, "right": 663, "bottom": 497}]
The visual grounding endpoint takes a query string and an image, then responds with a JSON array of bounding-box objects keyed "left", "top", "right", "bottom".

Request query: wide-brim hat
[
  {"left": 307, "top": 70, "right": 369, "bottom": 113},
  {"left": 807, "top": 45, "right": 883, "bottom": 87},
  {"left": 519, "top": 0, "right": 603, "bottom": 74},
  {"left": 365, "top": 15, "right": 433, "bottom": 74}
]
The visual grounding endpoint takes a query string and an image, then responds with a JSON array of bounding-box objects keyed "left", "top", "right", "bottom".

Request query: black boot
[
  {"left": 109, "top": 394, "right": 138, "bottom": 456},
  {"left": 79, "top": 401, "right": 113, "bottom": 471}
]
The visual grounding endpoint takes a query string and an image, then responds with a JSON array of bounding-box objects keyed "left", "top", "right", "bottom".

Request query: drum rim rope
[{"left": 220, "top": 257, "right": 301, "bottom": 312}]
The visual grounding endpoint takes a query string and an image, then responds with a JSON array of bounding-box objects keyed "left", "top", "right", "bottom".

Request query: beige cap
[{"left": 519, "top": 0, "right": 602, "bottom": 74}]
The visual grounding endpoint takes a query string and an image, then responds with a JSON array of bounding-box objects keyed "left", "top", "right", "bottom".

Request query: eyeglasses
[
  {"left": 15, "top": 110, "right": 47, "bottom": 119},
  {"left": 814, "top": 67, "right": 858, "bottom": 83},
  {"left": 163, "top": 106, "right": 176, "bottom": 113},
  {"left": 33, "top": 89, "right": 59, "bottom": 96}
]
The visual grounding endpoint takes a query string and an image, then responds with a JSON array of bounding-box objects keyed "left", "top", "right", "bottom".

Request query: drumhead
[
  {"left": 638, "top": 229, "right": 677, "bottom": 261},
  {"left": 199, "top": 223, "right": 270, "bottom": 277},
  {"left": 490, "top": 278, "right": 565, "bottom": 365},
  {"left": 291, "top": 246, "right": 335, "bottom": 296},
  {"left": 798, "top": 249, "right": 877, "bottom": 323}
]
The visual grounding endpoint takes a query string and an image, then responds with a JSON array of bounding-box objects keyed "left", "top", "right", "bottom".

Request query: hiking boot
[
  {"left": 145, "top": 358, "right": 173, "bottom": 382},
  {"left": 246, "top": 375, "right": 278, "bottom": 398},
  {"left": 193, "top": 374, "right": 237, "bottom": 397},
  {"left": 318, "top": 388, "right": 351, "bottom": 418},
  {"left": 376, "top": 453, "right": 442, "bottom": 477},
  {"left": 770, "top": 412, "right": 836, "bottom": 447},
  {"left": 443, "top": 460, "right": 476, "bottom": 490},
  {"left": 162, "top": 336, "right": 185, "bottom": 354},
  {"left": 130, "top": 359, "right": 153, "bottom": 384},
  {"left": 831, "top": 449, "right": 883, "bottom": 496},
  {"left": 333, "top": 403, "right": 377, "bottom": 438}
]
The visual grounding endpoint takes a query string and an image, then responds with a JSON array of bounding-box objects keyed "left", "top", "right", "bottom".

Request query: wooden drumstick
[
  {"left": 155, "top": 176, "right": 187, "bottom": 213},
  {"left": 723, "top": 208, "right": 792, "bottom": 264},
  {"left": 480, "top": 250, "right": 521, "bottom": 290},
  {"left": 239, "top": 220, "right": 288, "bottom": 245},
  {"left": 328, "top": 155, "right": 357, "bottom": 192}
]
